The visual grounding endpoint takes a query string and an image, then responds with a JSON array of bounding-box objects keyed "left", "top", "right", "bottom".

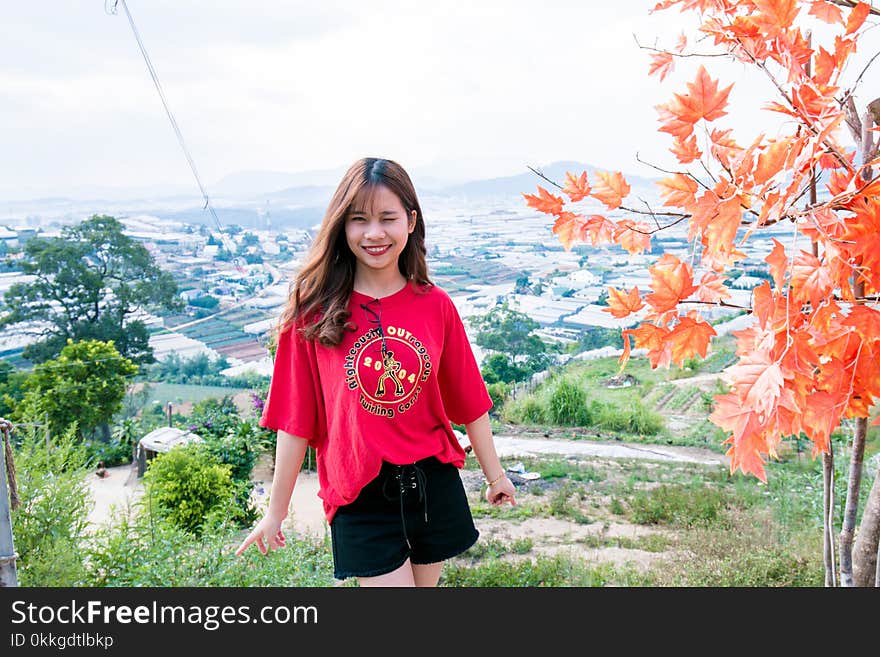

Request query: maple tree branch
[
  {"left": 826, "top": 0, "right": 880, "bottom": 16},
  {"left": 838, "top": 49, "right": 880, "bottom": 109},
  {"left": 623, "top": 203, "right": 691, "bottom": 234},
  {"left": 633, "top": 34, "right": 729, "bottom": 58},
  {"left": 526, "top": 165, "right": 565, "bottom": 192},
  {"left": 525, "top": 164, "right": 690, "bottom": 224},
  {"left": 634, "top": 153, "right": 714, "bottom": 193},
  {"left": 678, "top": 299, "right": 751, "bottom": 311},
  {"left": 731, "top": 35, "right": 854, "bottom": 172}
]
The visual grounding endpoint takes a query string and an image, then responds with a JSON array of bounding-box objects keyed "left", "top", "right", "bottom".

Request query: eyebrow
[{"left": 349, "top": 210, "right": 399, "bottom": 216}]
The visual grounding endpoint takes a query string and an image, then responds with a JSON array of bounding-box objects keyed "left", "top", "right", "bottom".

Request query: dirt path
[
  {"left": 84, "top": 435, "right": 726, "bottom": 537},
  {"left": 492, "top": 435, "right": 726, "bottom": 466}
]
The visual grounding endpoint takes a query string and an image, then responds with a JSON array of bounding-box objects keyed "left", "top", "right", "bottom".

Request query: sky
[{"left": 2, "top": 0, "right": 878, "bottom": 200}]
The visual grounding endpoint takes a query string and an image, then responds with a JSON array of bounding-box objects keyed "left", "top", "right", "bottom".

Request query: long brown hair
[{"left": 276, "top": 157, "right": 432, "bottom": 346}]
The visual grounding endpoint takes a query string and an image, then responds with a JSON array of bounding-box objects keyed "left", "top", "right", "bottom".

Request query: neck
[{"left": 353, "top": 268, "right": 408, "bottom": 298}]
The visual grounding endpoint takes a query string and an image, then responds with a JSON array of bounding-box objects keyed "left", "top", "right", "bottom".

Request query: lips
[{"left": 363, "top": 245, "right": 391, "bottom": 256}]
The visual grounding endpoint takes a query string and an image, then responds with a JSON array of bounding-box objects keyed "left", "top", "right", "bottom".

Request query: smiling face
[{"left": 344, "top": 184, "right": 416, "bottom": 284}]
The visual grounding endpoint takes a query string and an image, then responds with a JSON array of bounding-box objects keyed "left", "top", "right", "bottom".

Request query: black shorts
[{"left": 329, "top": 456, "right": 479, "bottom": 580}]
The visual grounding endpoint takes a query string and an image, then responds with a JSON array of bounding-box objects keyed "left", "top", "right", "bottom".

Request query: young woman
[{"left": 235, "top": 157, "right": 516, "bottom": 586}]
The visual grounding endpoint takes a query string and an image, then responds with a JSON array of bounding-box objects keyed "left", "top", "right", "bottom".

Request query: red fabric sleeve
[
  {"left": 437, "top": 296, "right": 493, "bottom": 426},
  {"left": 259, "top": 324, "right": 322, "bottom": 444}
]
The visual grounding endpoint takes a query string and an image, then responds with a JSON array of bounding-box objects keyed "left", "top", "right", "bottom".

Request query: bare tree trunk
[
  {"left": 839, "top": 415, "right": 867, "bottom": 587},
  {"left": 823, "top": 450, "right": 837, "bottom": 587},
  {"left": 853, "top": 462, "right": 880, "bottom": 586}
]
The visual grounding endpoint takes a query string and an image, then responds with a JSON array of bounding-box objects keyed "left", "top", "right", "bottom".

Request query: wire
[{"left": 105, "top": 0, "right": 246, "bottom": 273}]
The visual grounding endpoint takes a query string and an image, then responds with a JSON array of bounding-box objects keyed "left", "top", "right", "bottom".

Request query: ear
[{"left": 408, "top": 210, "right": 417, "bottom": 233}]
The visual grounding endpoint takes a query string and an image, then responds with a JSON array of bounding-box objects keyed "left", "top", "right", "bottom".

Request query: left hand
[{"left": 486, "top": 475, "right": 516, "bottom": 506}]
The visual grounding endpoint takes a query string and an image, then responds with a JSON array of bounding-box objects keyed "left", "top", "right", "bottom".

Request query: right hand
[{"left": 234, "top": 513, "right": 287, "bottom": 557}]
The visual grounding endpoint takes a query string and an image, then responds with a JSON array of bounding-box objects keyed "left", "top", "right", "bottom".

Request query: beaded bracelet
[{"left": 486, "top": 472, "right": 505, "bottom": 487}]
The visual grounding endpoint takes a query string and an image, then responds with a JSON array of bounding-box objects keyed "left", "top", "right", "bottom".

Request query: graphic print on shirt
[{"left": 344, "top": 325, "right": 432, "bottom": 418}]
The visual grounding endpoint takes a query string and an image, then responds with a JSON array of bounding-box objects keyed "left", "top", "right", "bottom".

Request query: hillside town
[{"left": 0, "top": 185, "right": 787, "bottom": 375}]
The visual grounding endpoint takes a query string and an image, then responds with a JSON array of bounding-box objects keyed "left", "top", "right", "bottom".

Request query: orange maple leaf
[
  {"left": 667, "top": 316, "right": 717, "bottom": 366},
  {"left": 727, "top": 357, "right": 784, "bottom": 418},
  {"left": 658, "top": 173, "right": 699, "bottom": 208},
  {"left": 552, "top": 212, "right": 586, "bottom": 251},
  {"left": 703, "top": 194, "right": 745, "bottom": 265},
  {"left": 802, "top": 390, "right": 842, "bottom": 455},
  {"left": 582, "top": 214, "right": 617, "bottom": 245},
  {"left": 818, "top": 356, "right": 849, "bottom": 394},
  {"left": 614, "top": 219, "right": 652, "bottom": 255},
  {"left": 791, "top": 250, "right": 834, "bottom": 310},
  {"left": 709, "top": 394, "right": 769, "bottom": 482},
  {"left": 695, "top": 271, "right": 731, "bottom": 302},
  {"left": 753, "top": 138, "right": 791, "bottom": 186},
  {"left": 670, "top": 65, "right": 733, "bottom": 125},
  {"left": 656, "top": 103, "right": 694, "bottom": 140},
  {"left": 671, "top": 134, "right": 702, "bottom": 164},
  {"left": 754, "top": 0, "right": 801, "bottom": 30},
  {"left": 649, "top": 51, "right": 675, "bottom": 81},
  {"left": 845, "top": 1, "right": 870, "bottom": 35},
  {"left": 591, "top": 171, "right": 631, "bottom": 210},
  {"left": 813, "top": 46, "right": 837, "bottom": 86},
  {"left": 523, "top": 186, "right": 564, "bottom": 216},
  {"left": 645, "top": 253, "right": 698, "bottom": 313},
  {"left": 605, "top": 286, "right": 645, "bottom": 318},
  {"left": 627, "top": 323, "right": 674, "bottom": 369},
  {"left": 809, "top": 0, "right": 844, "bottom": 24},
  {"left": 562, "top": 171, "right": 591, "bottom": 202},
  {"left": 675, "top": 32, "right": 687, "bottom": 52},
  {"left": 765, "top": 238, "right": 788, "bottom": 289},
  {"left": 840, "top": 305, "right": 880, "bottom": 341}
]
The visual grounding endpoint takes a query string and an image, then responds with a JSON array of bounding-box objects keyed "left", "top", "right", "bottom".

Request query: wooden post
[{"left": 0, "top": 418, "right": 18, "bottom": 587}]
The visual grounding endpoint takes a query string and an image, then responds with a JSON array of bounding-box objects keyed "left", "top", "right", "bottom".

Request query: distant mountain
[
  {"left": 435, "top": 160, "right": 659, "bottom": 200},
  {"left": 212, "top": 167, "right": 347, "bottom": 199},
  {"left": 4, "top": 160, "right": 661, "bottom": 226}
]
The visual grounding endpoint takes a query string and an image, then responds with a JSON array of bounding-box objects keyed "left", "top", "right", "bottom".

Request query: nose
[{"left": 364, "top": 220, "right": 386, "bottom": 240}]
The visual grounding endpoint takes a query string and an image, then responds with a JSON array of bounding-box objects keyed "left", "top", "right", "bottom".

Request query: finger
[
  {"left": 256, "top": 536, "right": 267, "bottom": 555},
  {"left": 234, "top": 534, "right": 253, "bottom": 556}
]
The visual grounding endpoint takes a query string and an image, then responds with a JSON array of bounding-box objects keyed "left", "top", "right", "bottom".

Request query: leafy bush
[
  {"left": 594, "top": 398, "right": 665, "bottom": 435},
  {"left": 143, "top": 444, "right": 236, "bottom": 535},
  {"left": 485, "top": 381, "right": 511, "bottom": 413},
  {"left": 547, "top": 379, "right": 591, "bottom": 426},
  {"left": 10, "top": 422, "right": 92, "bottom": 585},
  {"left": 503, "top": 396, "right": 546, "bottom": 424}
]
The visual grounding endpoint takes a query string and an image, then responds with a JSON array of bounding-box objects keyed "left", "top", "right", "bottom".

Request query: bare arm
[
  {"left": 464, "top": 412, "right": 516, "bottom": 506},
  {"left": 265, "top": 430, "right": 310, "bottom": 519},
  {"left": 235, "top": 430, "right": 310, "bottom": 555}
]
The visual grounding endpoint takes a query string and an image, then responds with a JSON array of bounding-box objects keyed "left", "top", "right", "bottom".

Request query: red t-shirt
[{"left": 259, "top": 281, "right": 492, "bottom": 524}]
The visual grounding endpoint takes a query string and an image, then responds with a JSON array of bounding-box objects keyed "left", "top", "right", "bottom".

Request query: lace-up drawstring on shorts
[{"left": 329, "top": 456, "right": 480, "bottom": 581}]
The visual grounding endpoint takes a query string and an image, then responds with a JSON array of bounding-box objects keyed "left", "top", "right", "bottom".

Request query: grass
[
  {"left": 142, "top": 382, "right": 250, "bottom": 406},
  {"left": 458, "top": 447, "right": 841, "bottom": 587}
]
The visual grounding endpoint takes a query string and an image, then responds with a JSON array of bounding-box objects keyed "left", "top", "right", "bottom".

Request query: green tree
[
  {"left": 514, "top": 273, "right": 531, "bottom": 294},
  {"left": 470, "top": 303, "right": 551, "bottom": 382},
  {"left": 18, "top": 339, "right": 139, "bottom": 442},
  {"left": 0, "top": 358, "right": 28, "bottom": 417},
  {"left": 0, "top": 215, "right": 184, "bottom": 364},
  {"left": 480, "top": 352, "right": 529, "bottom": 384}
]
